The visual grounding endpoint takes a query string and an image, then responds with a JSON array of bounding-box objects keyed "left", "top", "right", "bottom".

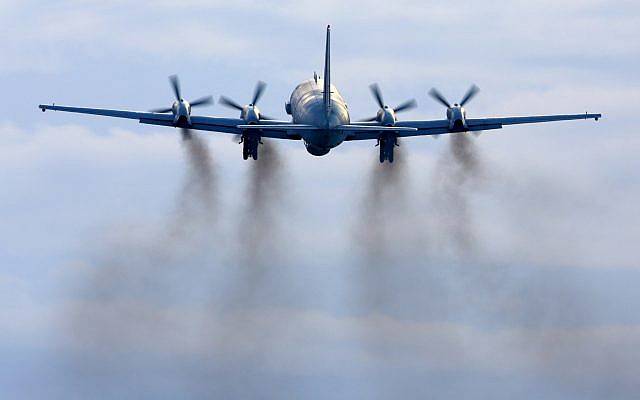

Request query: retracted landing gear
[
  {"left": 240, "top": 132, "right": 262, "bottom": 160},
  {"left": 377, "top": 133, "right": 398, "bottom": 163}
]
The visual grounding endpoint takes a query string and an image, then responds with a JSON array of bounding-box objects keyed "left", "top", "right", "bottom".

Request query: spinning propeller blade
[
  {"left": 150, "top": 106, "right": 173, "bottom": 113},
  {"left": 429, "top": 85, "right": 480, "bottom": 108},
  {"left": 363, "top": 83, "right": 416, "bottom": 122},
  {"left": 150, "top": 75, "right": 212, "bottom": 113},
  {"left": 252, "top": 81, "right": 267, "bottom": 106},
  {"left": 428, "top": 88, "right": 451, "bottom": 108},
  {"left": 359, "top": 116, "right": 379, "bottom": 122},
  {"left": 393, "top": 98, "right": 417, "bottom": 113},
  {"left": 460, "top": 84, "right": 479, "bottom": 107},
  {"left": 218, "top": 96, "right": 244, "bottom": 111},
  {"left": 220, "top": 81, "right": 272, "bottom": 121},
  {"left": 170, "top": 75, "right": 182, "bottom": 101},
  {"left": 189, "top": 95, "right": 213, "bottom": 108},
  {"left": 369, "top": 83, "right": 385, "bottom": 109}
]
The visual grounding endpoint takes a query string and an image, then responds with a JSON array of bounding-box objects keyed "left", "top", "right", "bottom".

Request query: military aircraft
[{"left": 39, "top": 25, "right": 601, "bottom": 163}]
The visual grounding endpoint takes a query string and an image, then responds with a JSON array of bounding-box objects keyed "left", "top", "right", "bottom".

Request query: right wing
[
  {"left": 465, "top": 113, "right": 602, "bottom": 130},
  {"left": 38, "top": 104, "right": 298, "bottom": 139},
  {"left": 346, "top": 113, "right": 601, "bottom": 140},
  {"left": 395, "top": 113, "right": 601, "bottom": 137}
]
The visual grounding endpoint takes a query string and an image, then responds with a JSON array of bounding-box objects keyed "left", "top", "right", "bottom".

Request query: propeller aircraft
[{"left": 39, "top": 25, "right": 601, "bottom": 163}]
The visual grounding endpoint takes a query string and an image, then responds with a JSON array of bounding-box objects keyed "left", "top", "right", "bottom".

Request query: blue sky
[{"left": 1, "top": 1, "right": 640, "bottom": 399}]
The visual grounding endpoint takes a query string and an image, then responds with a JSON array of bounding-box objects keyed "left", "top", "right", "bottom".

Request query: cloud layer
[{"left": 2, "top": 1, "right": 640, "bottom": 398}]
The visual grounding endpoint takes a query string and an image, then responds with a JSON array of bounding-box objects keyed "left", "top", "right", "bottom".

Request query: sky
[{"left": 1, "top": 0, "right": 640, "bottom": 399}]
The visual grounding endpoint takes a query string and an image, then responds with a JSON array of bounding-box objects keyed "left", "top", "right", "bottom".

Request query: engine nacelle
[
  {"left": 172, "top": 100, "right": 192, "bottom": 125},
  {"left": 241, "top": 105, "right": 261, "bottom": 124},
  {"left": 377, "top": 107, "right": 396, "bottom": 126},
  {"left": 447, "top": 105, "right": 467, "bottom": 131}
]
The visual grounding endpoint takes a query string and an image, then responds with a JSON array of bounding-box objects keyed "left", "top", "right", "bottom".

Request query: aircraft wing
[
  {"left": 344, "top": 120, "right": 449, "bottom": 140},
  {"left": 463, "top": 113, "right": 601, "bottom": 131},
  {"left": 346, "top": 113, "right": 601, "bottom": 140},
  {"left": 240, "top": 123, "right": 416, "bottom": 141},
  {"left": 37, "top": 104, "right": 298, "bottom": 139}
]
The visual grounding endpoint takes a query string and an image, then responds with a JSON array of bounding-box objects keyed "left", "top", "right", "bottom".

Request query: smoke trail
[
  {"left": 353, "top": 147, "right": 409, "bottom": 310},
  {"left": 430, "top": 132, "right": 483, "bottom": 256},
  {"left": 218, "top": 140, "right": 286, "bottom": 311},
  {"left": 450, "top": 132, "right": 481, "bottom": 175},
  {"left": 168, "top": 132, "right": 218, "bottom": 241},
  {"left": 207, "top": 140, "right": 286, "bottom": 318},
  {"left": 239, "top": 140, "right": 284, "bottom": 267},
  {"left": 206, "top": 140, "right": 287, "bottom": 381},
  {"left": 65, "top": 132, "right": 220, "bottom": 391}
]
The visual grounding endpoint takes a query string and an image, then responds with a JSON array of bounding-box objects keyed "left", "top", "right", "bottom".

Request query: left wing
[
  {"left": 346, "top": 120, "right": 449, "bottom": 140},
  {"left": 347, "top": 113, "right": 601, "bottom": 140},
  {"left": 465, "top": 113, "right": 601, "bottom": 131},
  {"left": 38, "top": 104, "right": 298, "bottom": 139}
]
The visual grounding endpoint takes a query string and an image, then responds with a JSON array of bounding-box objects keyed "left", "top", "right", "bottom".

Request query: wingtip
[{"left": 588, "top": 112, "right": 602, "bottom": 121}]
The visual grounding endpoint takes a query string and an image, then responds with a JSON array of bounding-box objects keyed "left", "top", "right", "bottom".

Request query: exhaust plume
[
  {"left": 169, "top": 131, "right": 218, "bottom": 239},
  {"left": 353, "top": 147, "right": 409, "bottom": 310},
  {"left": 239, "top": 140, "right": 284, "bottom": 267},
  {"left": 430, "top": 132, "right": 483, "bottom": 256},
  {"left": 66, "top": 131, "right": 220, "bottom": 390},
  {"left": 209, "top": 140, "right": 287, "bottom": 371}
]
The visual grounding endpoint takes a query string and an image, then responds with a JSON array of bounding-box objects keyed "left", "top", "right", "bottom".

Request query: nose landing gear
[{"left": 377, "top": 134, "right": 398, "bottom": 163}]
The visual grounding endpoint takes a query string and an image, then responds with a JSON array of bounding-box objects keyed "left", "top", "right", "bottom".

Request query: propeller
[
  {"left": 360, "top": 83, "right": 417, "bottom": 125},
  {"left": 150, "top": 74, "right": 213, "bottom": 114},
  {"left": 428, "top": 84, "right": 480, "bottom": 135},
  {"left": 219, "top": 81, "right": 274, "bottom": 121},
  {"left": 427, "top": 88, "right": 451, "bottom": 108},
  {"left": 219, "top": 81, "right": 273, "bottom": 143},
  {"left": 170, "top": 74, "right": 181, "bottom": 102},
  {"left": 428, "top": 84, "right": 479, "bottom": 109},
  {"left": 459, "top": 84, "right": 479, "bottom": 107}
]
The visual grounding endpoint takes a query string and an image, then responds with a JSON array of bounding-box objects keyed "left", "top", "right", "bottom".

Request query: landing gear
[
  {"left": 241, "top": 132, "right": 261, "bottom": 160},
  {"left": 377, "top": 134, "right": 398, "bottom": 163}
]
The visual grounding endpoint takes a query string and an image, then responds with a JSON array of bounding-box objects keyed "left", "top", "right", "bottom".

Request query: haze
[{"left": 1, "top": 1, "right": 639, "bottom": 399}]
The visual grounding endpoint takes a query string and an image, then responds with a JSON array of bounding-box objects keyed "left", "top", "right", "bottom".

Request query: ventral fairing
[{"left": 39, "top": 25, "right": 601, "bottom": 163}]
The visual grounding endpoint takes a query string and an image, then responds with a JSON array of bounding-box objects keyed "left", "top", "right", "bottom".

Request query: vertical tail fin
[{"left": 323, "top": 25, "right": 331, "bottom": 121}]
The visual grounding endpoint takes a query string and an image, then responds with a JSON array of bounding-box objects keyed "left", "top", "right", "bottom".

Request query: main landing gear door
[
  {"left": 242, "top": 132, "right": 262, "bottom": 160},
  {"left": 377, "top": 133, "right": 398, "bottom": 163}
]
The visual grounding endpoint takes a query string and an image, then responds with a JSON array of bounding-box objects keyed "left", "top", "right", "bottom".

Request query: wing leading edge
[
  {"left": 38, "top": 104, "right": 297, "bottom": 139},
  {"left": 346, "top": 112, "right": 601, "bottom": 140},
  {"left": 39, "top": 104, "right": 601, "bottom": 141}
]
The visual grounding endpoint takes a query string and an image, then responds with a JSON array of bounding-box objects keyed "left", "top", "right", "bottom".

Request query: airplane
[{"left": 39, "top": 25, "right": 601, "bottom": 163}]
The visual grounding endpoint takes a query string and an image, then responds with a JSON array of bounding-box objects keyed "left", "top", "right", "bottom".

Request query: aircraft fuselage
[{"left": 288, "top": 78, "right": 350, "bottom": 156}]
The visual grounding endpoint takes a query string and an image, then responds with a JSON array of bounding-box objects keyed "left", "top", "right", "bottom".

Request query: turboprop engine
[
  {"left": 219, "top": 81, "right": 274, "bottom": 160},
  {"left": 150, "top": 75, "right": 213, "bottom": 126}
]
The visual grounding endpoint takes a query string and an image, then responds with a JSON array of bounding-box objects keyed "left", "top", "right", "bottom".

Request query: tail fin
[{"left": 323, "top": 25, "right": 331, "bottom": 121}]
